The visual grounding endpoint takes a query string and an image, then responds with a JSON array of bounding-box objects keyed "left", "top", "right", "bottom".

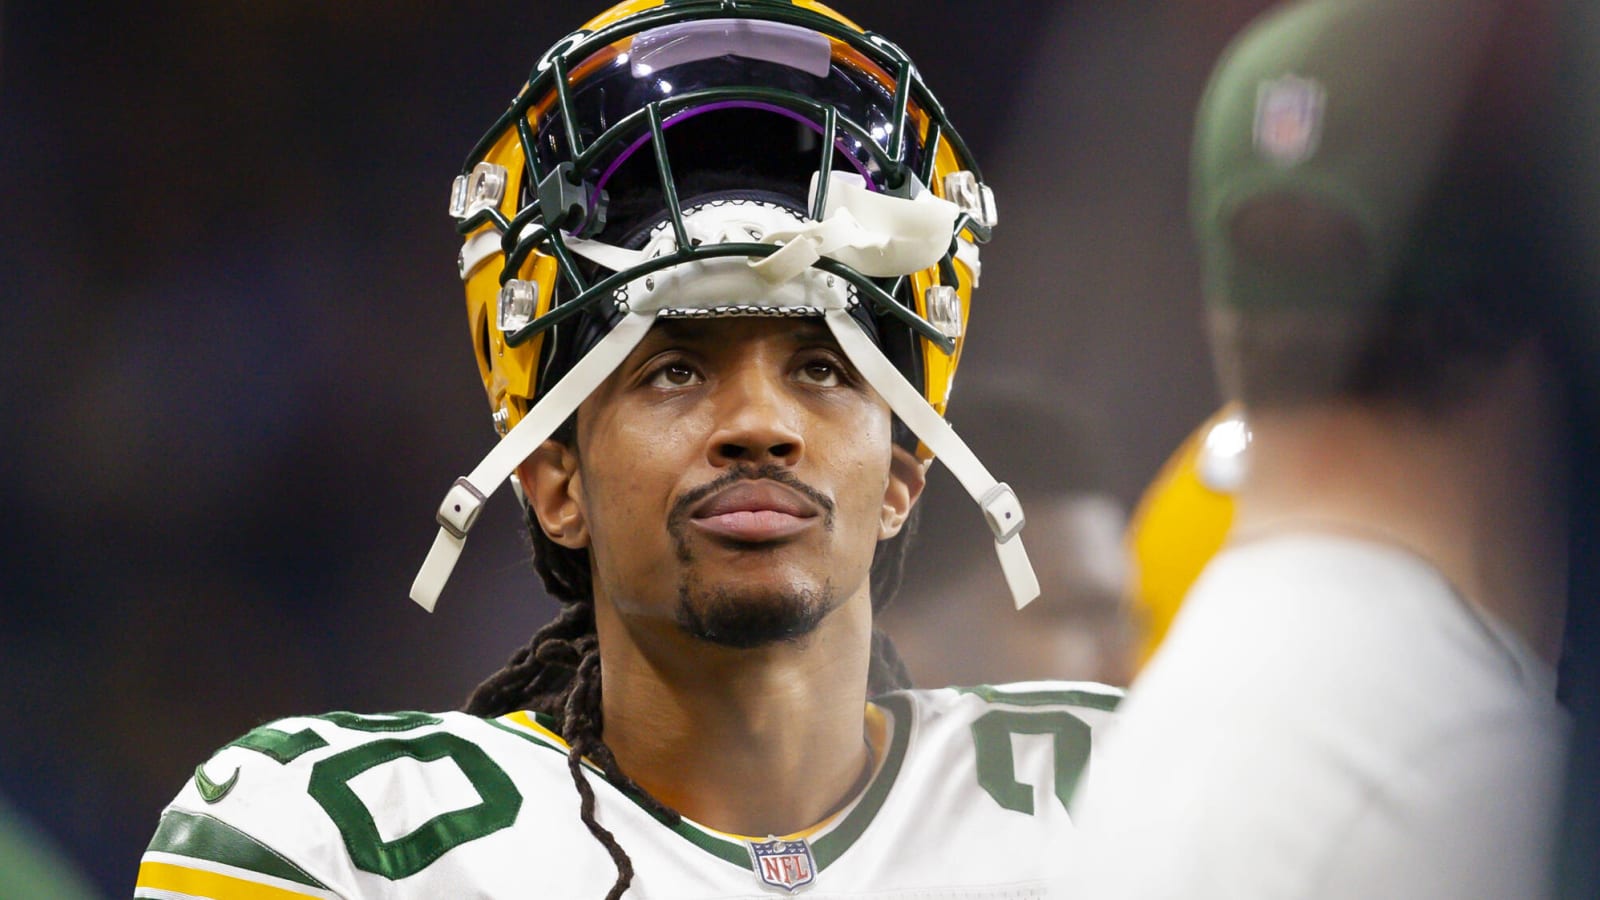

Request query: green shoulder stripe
[
  {"left": 957, "top": 684, "right": 1122, "bottom": 712},
  {"left": 147, "top": 809, "right": 329, "bottom": 889}
]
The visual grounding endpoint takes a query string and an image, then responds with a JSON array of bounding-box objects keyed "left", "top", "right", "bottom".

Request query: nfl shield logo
[
  {"left": 1253, "top": 75, "right": 1326, "bottom": 166},
  {"left": 747, "top": 836, "right": 817, "bottom": 893}
]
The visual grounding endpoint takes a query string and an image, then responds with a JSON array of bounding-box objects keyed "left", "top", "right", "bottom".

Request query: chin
[{"left": 673, "top": 580, "right": 837, "bottom": 649}]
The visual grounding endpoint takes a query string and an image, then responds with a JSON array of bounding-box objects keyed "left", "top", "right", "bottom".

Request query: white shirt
[
  {"left": 137, "top": 682, "right": 1120, "bottom": 899},
  {"left": 1067, "top": 534, "right": 1568, "bottom": 899}
]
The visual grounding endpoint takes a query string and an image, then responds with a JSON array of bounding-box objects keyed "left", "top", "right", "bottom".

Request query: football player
[
  {"left": 134, "top": 2, "right": 1118, "bottom": 898},
  {"left": 1069, "top": 0, "right": 1575, "bottom": 897}
]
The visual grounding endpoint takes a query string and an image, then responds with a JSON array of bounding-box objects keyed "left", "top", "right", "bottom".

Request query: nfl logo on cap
[
  {"left": 1253, "top": 74, "right": 1326, "bottom": 166},
  {"left": 747, "top": 836, "right": 817, "bottom": 892}
]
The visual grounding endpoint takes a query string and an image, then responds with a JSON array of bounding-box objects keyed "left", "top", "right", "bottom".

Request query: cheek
[
  {"left": 823, "top": 419, "right": 896, "bottom": 529},
  {"left": 578, "top": 409, "right": 705, "bottom": 544}
]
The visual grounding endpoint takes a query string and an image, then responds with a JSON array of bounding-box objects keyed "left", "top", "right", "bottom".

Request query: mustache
[{"left": 668, "top": 464, "right": 836, "bottom": 532}]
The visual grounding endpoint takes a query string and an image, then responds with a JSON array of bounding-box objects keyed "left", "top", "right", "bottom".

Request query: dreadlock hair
[{"left": 463, "top": 416, "right": 917, "bottom": 898}]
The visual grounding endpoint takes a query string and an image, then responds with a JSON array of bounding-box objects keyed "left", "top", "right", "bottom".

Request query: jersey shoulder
[
  {"left": 824, "top": 680, "right": 1122, "bottom": 889},
  {"left": 896, "top": 679, "right": 1122, "bottom": 726},
  {"left": 135, "top": 709, "right": 581, "bottom": 899},
  {"left": 881, "top": 681, "right": 1122, "bottom": 813}
]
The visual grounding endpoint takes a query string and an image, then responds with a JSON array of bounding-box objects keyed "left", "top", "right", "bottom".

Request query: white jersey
[
  {"left": 1067, "top": 535, "right": 1569, "bottom": 899},
  {"left": 137, "top": 682, "right": 1119, "bottom": 899}
]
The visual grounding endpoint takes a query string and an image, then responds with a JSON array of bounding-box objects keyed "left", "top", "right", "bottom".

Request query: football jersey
[{"left": 136, "top": 682, "right": 1118, "bottom": 899}]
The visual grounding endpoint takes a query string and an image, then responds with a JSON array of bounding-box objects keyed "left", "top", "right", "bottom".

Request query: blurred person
[
  {"left": 133, "top": 2, "right": 1118, "bottom": 898},
  {"left": 0, "top": 793, "right": 104, "bottom": 900},
  {"left": 883, "top": 377, "right": 1135, "bottom": 686},
  {"left": 1549, "top": 4, "right": 1600, "bottom": 897},
  {"left": 1068, "top": 0, "right": 1577, "bottom": 897}
]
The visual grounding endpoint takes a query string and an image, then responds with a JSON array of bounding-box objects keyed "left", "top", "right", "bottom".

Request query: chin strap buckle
[
  {"left": 410, "top": 310, "right": 661, "bottom": 613},
  {"left": 979, "top": 483, "right": 1025, "bottom": 543},
  {"left": 435, "top": 478, "right": 487, "bottom": 540}
]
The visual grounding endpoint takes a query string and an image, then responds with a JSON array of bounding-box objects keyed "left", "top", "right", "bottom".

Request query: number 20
[{"left": 229, "top": 712, "right": 520, "bottom": 879}]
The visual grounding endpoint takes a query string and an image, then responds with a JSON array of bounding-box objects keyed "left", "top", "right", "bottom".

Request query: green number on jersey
[
  {"left": 316, "top": 711, "right": 444, "bottom": 732},
  {"left": 970, "top": 708, "right": 1092, "bottom": 814},
  {"left": 224, "top": 711, "right": 520, "bottom": 879},
  {"left": 228, "top": 725, "right": 329, "bottom": 763},
  {"left": 308, "top": 732, "right": 523, "bottom": 879}
]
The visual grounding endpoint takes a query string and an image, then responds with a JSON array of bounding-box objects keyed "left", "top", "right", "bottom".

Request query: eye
[
  {"left": 795, "top": 358, "right": 843, "bottom": 388},
  {"left": 647, "top": 361, "right": 702, "bottom": 389}
]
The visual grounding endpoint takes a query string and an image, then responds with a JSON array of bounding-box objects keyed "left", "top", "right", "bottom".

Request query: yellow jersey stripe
[
  {"left": 136, "top": 861, "right": 329, "bottom": 900},
  {"left": 503, "top": 710, "right": 569, "bottom": 749}
]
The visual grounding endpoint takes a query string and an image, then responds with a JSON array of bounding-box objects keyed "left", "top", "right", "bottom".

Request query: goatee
[{"left": 674, "top": 582, "right": 834, "bottom": 649}]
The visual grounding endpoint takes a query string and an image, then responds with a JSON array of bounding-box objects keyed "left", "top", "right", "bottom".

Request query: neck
[
  {"left": 591, "top": 588, "right": 876, "bottom": 837},
  {"left": 1232, "top": 346, "right": 1569, "bottom": 664}
]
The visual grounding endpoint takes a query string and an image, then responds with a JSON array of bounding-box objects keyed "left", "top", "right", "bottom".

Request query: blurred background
[{"left": 2, "top": 0, "right": 1301, "bottom": 894}]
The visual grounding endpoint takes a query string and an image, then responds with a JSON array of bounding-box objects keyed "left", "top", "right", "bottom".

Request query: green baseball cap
[{"left": 1191, "top": 0, "right": 1544, "bottom": 314}]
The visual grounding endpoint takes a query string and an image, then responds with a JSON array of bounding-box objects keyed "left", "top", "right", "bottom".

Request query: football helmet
[
  {"left": 413, "top": 0, "right": 1036, "bottom": 611},
  {"left": 1126, "top": 408, "right": 1242, "bottom": 670}
]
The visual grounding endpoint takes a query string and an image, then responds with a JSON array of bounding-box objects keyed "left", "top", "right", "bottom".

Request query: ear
[
  {"left": 516, "top": 439, "right": 590, "bottom": 550},
  {"left": 879, "top": 445, "right": 928, "bottom": 540}
]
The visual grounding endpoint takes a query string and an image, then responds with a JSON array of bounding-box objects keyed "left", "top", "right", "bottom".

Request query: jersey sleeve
[
  {"left": 133, "top": 709, "right": 531, "bottom": 900},
  {"left": 135, "top": 715, "right": 358, "bottom": 900},
  {"left": 136, "top": 807, "right": 343, "bottom": 899}
]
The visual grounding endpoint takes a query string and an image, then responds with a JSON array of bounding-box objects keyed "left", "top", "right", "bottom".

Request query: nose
[{"left": 705, "top": 363, "right": 805, "bottom": 468}]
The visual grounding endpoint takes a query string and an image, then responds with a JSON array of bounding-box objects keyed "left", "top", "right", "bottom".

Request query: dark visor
[{"left": 529, "top": 18, "right": 929, "bottom": 194}]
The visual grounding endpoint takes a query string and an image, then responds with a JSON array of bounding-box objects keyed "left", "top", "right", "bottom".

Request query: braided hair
[{"left": 463, "top": 419, "right": 917, "bottom": 899}]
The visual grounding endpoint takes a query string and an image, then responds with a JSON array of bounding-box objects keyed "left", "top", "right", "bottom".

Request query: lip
[{"left": 688, "top": 481, "right": 821, "bottom": 543}]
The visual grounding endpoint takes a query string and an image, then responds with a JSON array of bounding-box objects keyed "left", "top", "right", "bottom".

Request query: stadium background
[{"left": 3, "top": 1, "right": 1337, "bottom": 893}]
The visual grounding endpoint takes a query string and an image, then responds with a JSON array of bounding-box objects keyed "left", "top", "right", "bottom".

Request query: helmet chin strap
[
  {"left": 821, "top": 308, "right": 1038, "bottom": 609},
  {"left": 414, "top": 183, "right": 1038, "bottom": 611},
  {"left": 411, "top": 309, "right": 658, "bottom": 612}
]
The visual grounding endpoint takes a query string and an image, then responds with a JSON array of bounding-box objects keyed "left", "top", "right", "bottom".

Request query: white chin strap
[
  {"left": 410, "top": 309, "right": 656, "bottom": 612},
  {"left": 821, "top": 308, "right": 1038, "bottom": 609},
  {"left": 412, "top": 173, "right": 1037, "bottom": 611}
]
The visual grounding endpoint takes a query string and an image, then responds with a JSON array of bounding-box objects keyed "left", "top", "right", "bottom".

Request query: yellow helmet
[
  {"left": 1127, "top": 408, "right": 1245, "bottom": 670},
  {"left": 453, "top": 0, "right": 988, "bottom": 440},
  {"left": 414, "top": 0, "right": 1036, "bottom": 612}
]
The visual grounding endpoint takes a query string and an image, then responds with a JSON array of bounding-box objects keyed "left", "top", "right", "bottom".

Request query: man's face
[{"left": 529, "top": 317, "right": 920, "bottom": 648}]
